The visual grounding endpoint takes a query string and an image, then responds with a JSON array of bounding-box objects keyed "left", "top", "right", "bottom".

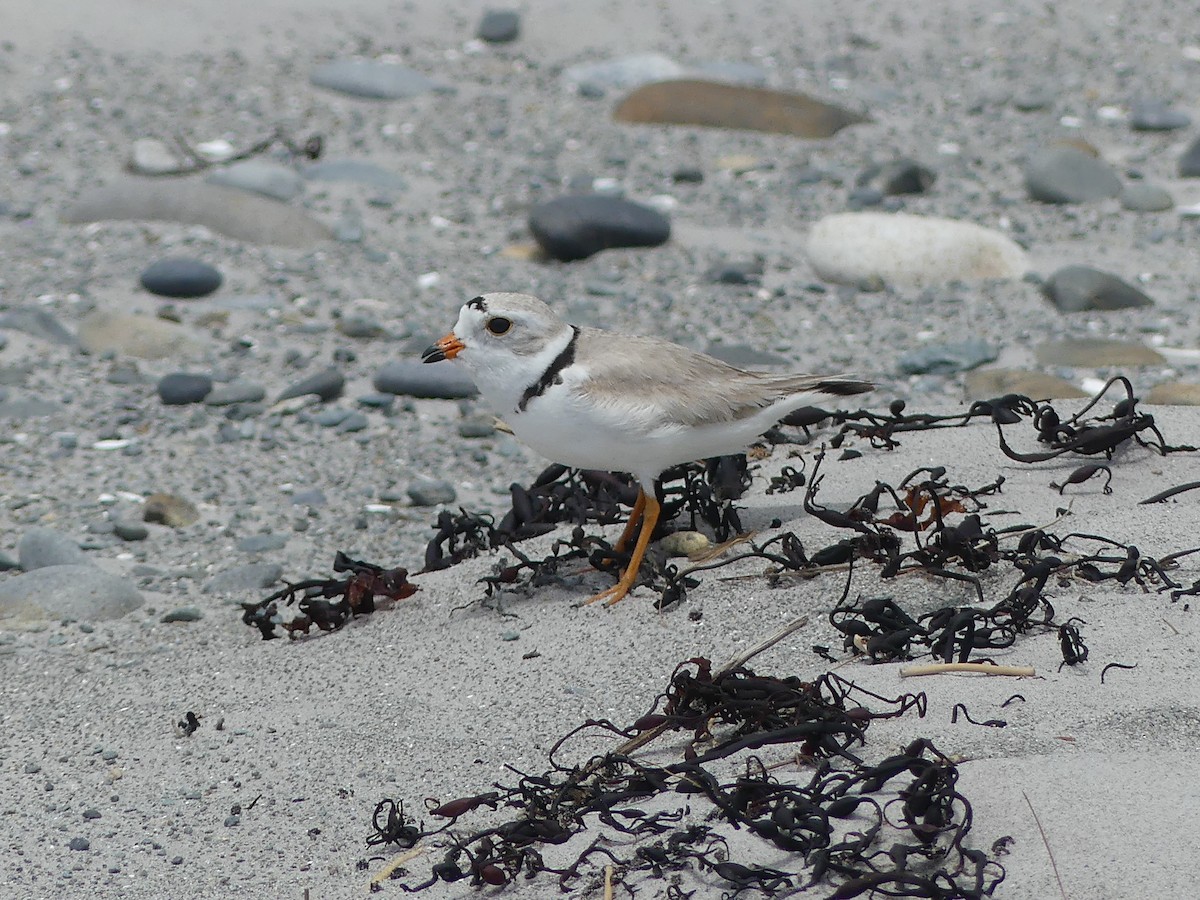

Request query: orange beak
[{"left": 421, "top": 332, "right": 465, "bottom": 363}]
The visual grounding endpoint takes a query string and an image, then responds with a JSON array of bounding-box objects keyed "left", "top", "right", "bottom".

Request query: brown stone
[
  {"left": 964, "top": 368, "right": 1088, "bottom": 399},
  {"left": 143, "top": 493, "right": 200, "bottom": 528},
  {"left": 614, "top": 79, "right": 867, "bottom": 137},
  {"left": 1034, "top": 339, "right": 1166, "bottom": 367},
  {"left": 1145, "top": 381, "right": 1200, "bottom": 405}
]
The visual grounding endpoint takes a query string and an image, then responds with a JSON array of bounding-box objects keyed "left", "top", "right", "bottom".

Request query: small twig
[
  {"left": 369, "top": 846, "right": 428, "bottom": 890},
  {"left": 1024, "top": 791, "right": 1068, "bottom": 900},
  {"left": 899, "top": 662, "right": 1035, "bottom": 678},
  {"left": 604, "top": 864, "right": 614, "bottom": 900}
]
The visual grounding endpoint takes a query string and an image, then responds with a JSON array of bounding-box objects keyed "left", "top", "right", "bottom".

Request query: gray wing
[{"left": 571, "top": 327, "right": 870, "bottom": 429}]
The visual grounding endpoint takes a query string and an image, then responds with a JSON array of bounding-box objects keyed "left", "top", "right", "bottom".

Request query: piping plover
[{"left": 422, "top": 292, "right": 872, "bottom": 606}]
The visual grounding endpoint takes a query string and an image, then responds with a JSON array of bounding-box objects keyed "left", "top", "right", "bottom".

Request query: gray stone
[
  {"left": 1012, "top": 88, "right": 1054, "bottom": 112},
  {"left": 457, "top": 417, "right": 496, "bottom": 438},
  {"left": 143, "top": 493, "right": 200, "bottom": 528},
  {"left": 1180, "top": 136, "right": 1200, "bottom": 177},
  {"left": 1129, "top": 99, "right": 1190, "bottom": 131},
  {"left": 705, "top": 258, "right": 764, "bottom": 285},
  {"left": 68, "top": 837, "right": 90, "bottom": 851},
  {"left": 1024, "top": 146, "right": 1122, "bottom": 203},
  {"left": 859, "top": 158, "right": 936, "bottom": 195},
  {"left": 898, "top": 339, "right": 998, "bottom": 375},
  {"left": 0, "top": 398, "right": 63, "bottom": 419},
  {"left": 112, "top": 520, "right": 149, "bottom": 542},
  {"left": 205, "top": 380, "right": 266, "bottom": 406},
  {"left": 302, "top": 160, "right": 407, "bottom": 191},
  {"left": 1040, "top": 266, "right": 1155, "bottom": 312},
  {"left": 291, "top": 489, "right": 327, "bottom": 507},
  {"left": 357, "top": 392, "right": 395, "bottom": 409},
  {"left": 203, "top": 562, "right": 283, "bottom": 594},
  {"left": 336, "top": 315, "right": 385, "bottom": 339},
  {"left": 529, "top": 195, "right": 670, "bottom": 261},
  {"left": 140, "top": 257, "right": 223, "bottom": 298},
  {"left": 236, "top": 534, "right": 288, "bottom": 553},
  {"left": 0, "top": 308, "right": 76, "bottom": 345},
  {"left": 63, "top": 179, "right": 332, "bottom": 248},
  {"left": 128, "top": 138, "right": 182, "bottom": 175},
  {"left": 310, "top": 60, "right": 452, "bottom": 100},
  {"left": 408, "top": 479, "right": 456, "bottom": 507},
  {"left": 374, "top": 359, "right": 477, "bottom": 399},
  {"left": 157, "top": 373, "right": 214, "bottom": 405},
  {"left": 335, "top": 411, "right": 369, "bottom": 433},
  {"left": 0, "top": 566, "right": 143, "bottom": 622},
  {"left": 206, "top": 160, "right": 304, "bottom": 202},
  {"left": 278, "top": 369, "right": 344, "bottom": 402},
  {"left": 1120, "top": 182, "right": 1174, "bottom": 212},
  {"left": 18, "top": 527, "right": 89, "bottom": 571},
  {"left": 310, "top": 407, "right": 351, "bottom": 427},
  {"left": 77, "top": 311, "right": 208, "bottom": 360},
  {"left": 477, "top": 9, "right": 520, "bottom": 42},
  {"left": 1034, "top": 338, "right": 1166, "bottom": 367},
  {"left": 964, "top": 368, "right": 1088, "bottom": 400},
  {"left": 161, "top": 605, "right": 203, "bottom": 622}
]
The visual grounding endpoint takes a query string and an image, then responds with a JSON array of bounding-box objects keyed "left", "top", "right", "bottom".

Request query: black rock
[
  {"left": 477, "top": 9, "right": 520, "bottom": 42},
  {"left": 528, "top": 195, "right": 670, "bottom": 262},
  {"left": 672, "top": 167, "right": 704, "bottom": 183},
  {"left": 374, "top": 359, "right": 477, "bottom": 399},
  {"left": 139, "top": 257, "right": 223, "bottom": 299},
  {"left": 1040, "top": 265, "right": 1155, "bottom": 312},
  {"left": 277, "top": 368, "right": 345, "bottom": 402},
  {"left": 157, "top": 373, "right": 213, "bottom": 405}
]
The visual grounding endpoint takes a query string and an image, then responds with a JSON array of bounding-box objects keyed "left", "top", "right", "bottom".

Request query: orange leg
[
  {"left": 585, "top": 493, "right": 660, "bottom": 607},
  {"left": 613, "top": 488, "right": 646, "bottom": 554}
]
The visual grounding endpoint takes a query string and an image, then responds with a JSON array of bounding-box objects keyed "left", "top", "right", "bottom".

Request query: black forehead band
[{"left": 467, "top": 296, "right": 488, "bottom": 312}]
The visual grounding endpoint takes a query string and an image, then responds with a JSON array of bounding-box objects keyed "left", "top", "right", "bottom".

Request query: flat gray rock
[
  {"left": 0, "top": 308, "right": 76, "bottom": 345},
  {"left": 18, "top": 527, "right": 90, "bottom": 570},
  {"left": 1120, "top": 182, "right": 1174, "bottom": 212},
  {"left": 529, "top": 195, "right": 671, "bottom": 261},
  {"left": 278, "top": 368, "right": 344, "bottom": 402},
  {"left": 0, "top": 565, "right": 143, "bottom": 623},
  {"left": 303, "top": 159, "right": 407, "bottom": 192},
  {"left": 898, "top": 339, "right": 998, "bottom": 375},
  {"left": 203, "top": 562, "right": 283, "bottom": 595},
  {"left": 374, "top": 359, "right": 477, "bottom": 399},
  {"left": 1040, "top": 266, "right": 1155, "bottom": 312},
  {"left": 205, "top": 380, "right": 266, "bottom": 406},
  {"left": 310, "top": 60, "right": 452, "bottom": 99},
  {"left": 1024, "top": 146, "right": 1122, "bottom": 203},
  {"left": 206, "top": 160, "right": 305, "bottom": 202}
]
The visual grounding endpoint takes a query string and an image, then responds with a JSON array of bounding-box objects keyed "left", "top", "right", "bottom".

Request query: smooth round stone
[
  {"left": 963, "top": 368, "right": 1087, "bottom": 400},
  {"left": 143, "top": 492, "right": 200, "bottom": 528},
  {"left": 18, "top": 527, "right": 89, "bottom": 571},
  {"left": 303, "top": 160, "right": 407, "bottom": 192},
  {"left": 356, "top": 392, "right": 395, "bottom": 409},
  {"left": 140, "top": 257, "right": 223, "bottom": 299},
  {"left": 336, "top": 315, "right": 385, "bottom": 339},
  {"left": 1180, "top": 136, "right": 1200, "bottom": 177},
  {"left": 161, "top": 606, "right": 203, "bottom": 623},
  {"left": 457, "top": 417, "right": 496, "bottom": 438},
  {"left": 78, "top": 311, "right": 209, "bottom": 361},
  {"left": 278, "top": 369, "right": 345, "bottom": 403},
  {"left": 374, "top": 359, "right": 477, "bottom": 399},
  {"left": 1040, "top": 266, "right": 1154, "bottom": 312},
  {"left": 1024, "top": 146, "right": 1122, "bottom": 203},
  {"left": 477, "top": 9, "right": 520, "bottom": 42},
  {"left": 529, "top": 195, "right": 670, "bottom": 261},
  {"left": 157, "top": 373, "right": 214, "bottom": 405},
  {"left": 236, "top": 534, "right": 288, "bottom": 553},
  {"left": 68, "top": 838, "right": 90, "bottom": 852},
  {"left": 407, "top": 479, "right": 456, "bottom": 506},
  {"left": 806, "top": 212, "right": 1028, "bottom": 287},
  {"left": 1120, "top": 182, "right": 1174, "bottom": 212},
  {"left": 128, "top": 138, "right": 182, "bottom": 175},
  {"left": 898, "top": 339, "right": 997, "bottom": 375},
  {"left": 1034, "top": 339, "right": 1166, "bottom": 367},
  {"left": 1129, "top": 99, "right": 1191, "bottom": 132},
  {"left": 1146, "top": 382, "right": 1200, "bottom": 405},
  {"left": 310, "top": 60, "right": 451, "bottom": 99},
  {"left": 205, "top": 380, "right": 266, "bottom": 406},
  {"left": 206, "top": 160, "right": 304, "bottom": 202},
  {"left": 112, "top": 520, "right": 149, "bottom": 541},
  {"left": 0, "top": 565, "right": 143, "bottom": 623},
  {"left": 310, "top": 407, "right": 351, "bottom": 427},
  {"left": 860, "top": 158, "right": 936, "bottom": 195},
  {"left": 203, "top": 562, "right": 283, "bottom": 594},
  {"left": 336, "top": 411, "right": 369, "bottom": 433}
]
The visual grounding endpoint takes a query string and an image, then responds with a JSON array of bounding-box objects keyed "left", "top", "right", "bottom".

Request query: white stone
[{"left": 805, "top": 212, "right": 1029, "bottom": 287}]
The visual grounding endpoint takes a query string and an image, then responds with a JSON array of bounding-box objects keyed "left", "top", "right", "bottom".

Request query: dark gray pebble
[
  {"left": 140, "top": 258, "right": 223, "bottom": 299},
  {"left": 477, "top": 9, "right": 520, "bottom": 42},
  {"left": 1040, "top": 265, "right": 1154, "bottom": 312},
  {"left": 1024, "top": 146, "right": 1121, "bottom": 203},
  {"left": 157, "top": 373, "right": 213, "bottom": 405},
  {"left": 69, "top": 837, "right": 90, "bottom": 851},
  {"left": 278, "top": 369, "right": 344, "bottom": 402},
  {"left": 310, "top": 60, "right": 451, "bottom": 100},
  {"left": 458, "top": 417, "right": 496, "bottom": 438},
  {"left": 336, "top": 411, "right": 369, "bottom": 433},
  {"left": 205, "top": 380, "right": 266, "bottom": 406},
  {"left": 1180, "top": 136, "right": 1200, "bottom": 177},
  {"left": 374, "top": 359, "right": 477, "bottom": 399},
  {"left": 866, "top": 158, "right": 936, "bottom": 195},
  {"left": 408, "top": 479, "right": 457, "bottom": 506},
  {"left": 706, "top": 258, "right": 764, "bottom": 285},
  {"left": 897, "top": 339, "right": 997, "bottom": 375},
  {"left": 291, "top": 488, "right": 327, "bottom": 507},
  {"left": 356, "top": 392, "right": 395, "bottom": 409},
  {"left": 310, "top": 407, "right": 352, "bottom": 427},
  {"left": 672, "top": 167, "right": 704, "bottom": 183},
  {"left": 528, "top": 195, "right": 670, "bottom": 261},
  {"left": 113, "top": 521, "right": 149, "bottom": 542},
  {"left": 1129, "top": 99, "right": 1190, "bottom": 132},
  {"left": 203, "top": 562, "right": 283, "bottom": 595},
  {"left": 82, "top": 808, "right": 101, "bottom": 819},
  {"left": 237, "top": 534, "right": 288, "bottom": 553}
]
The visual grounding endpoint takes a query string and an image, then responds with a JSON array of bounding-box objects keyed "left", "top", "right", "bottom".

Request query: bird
[{"left": 422, "top": 292, "right": 872, "bottom": 606}]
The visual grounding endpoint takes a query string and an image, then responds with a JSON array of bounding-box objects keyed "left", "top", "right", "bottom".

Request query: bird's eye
[{"left": 486, "top": 316, "right": 512, "bottom": 336}]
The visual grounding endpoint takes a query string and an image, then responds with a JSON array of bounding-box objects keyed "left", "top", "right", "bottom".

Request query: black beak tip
[{"left": 421, "top": 345, "right": 446, "bottom": 364}]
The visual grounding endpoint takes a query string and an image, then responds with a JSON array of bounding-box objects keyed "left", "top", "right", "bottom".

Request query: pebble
[
  {"left": 1179, "top": 136, "right": 1200, "bottom": 177},
  {"left": 373, "top": 359, "right": 478, "bottom": 399},
  {"left": 614, "top": 80, "right": 867, "bottom": 138},
  {"left": 310, "top": 60, "right": 451, "bottom": 99},
  {"left": 127, "top": 138, "right": 182, "bottom": 175},
  {"left": 68, "top": 838, "right": 90, "bottom": 852},
  {"left": 1146, "top": 382, "right": 1200, "bottom": 405},
  {"left": 1012, "top": 88, "right": 1054, "bottom": 111},
  {"left": 1034, "top": 338, "right": 1167, "bottom": 367},
  {"left": 291, "top": 488, "right": 327, "bottom": 507},
  {"left": 18, "top": 527, "right": 90, "bottom": 571},
  {"left": 0, "top": 565, "right": 143, "bottom": 623},
  {"left": 898, "top": 339, "right": 997, "bottom": 375},
  {"left": 806, "top": 212, "right": 1028, "bottom": 286},
  {"left": 563, "top": 53, "right": 687, "bottom": 95},
  {"left": 336, "top": 315, "right": 385, "bottom": 339},
  {"left": 161, "top": 606, "right": 203, "bottom": 625},
  {"left": 143, "top": 493, "right": 200, "bottom": 528},
  {"left": 206, "top": 160, "right": 304, "bottom": 202},
  {"left": 357, "top": 392, "right": 395, "bottom": 410},
  {"left": 859, "top": 158, "right": 936, "bottom": 195},
  {"left": 77, "top": 310, "right": 208, "bottom": 360},
  {"left": 336, "top": 411, "right": 369, "bottom": 433},
  {"left": 457, "top": 417, "right": 496, "bottom": 438},
  {"left": 407, "top": 478, "right": 457, "bottom": 506},
  {"left": 1024, "top": 145, "right": 1122, "bottom": 203},
  {"left": 528, "top": 195, "right": 670, "bottom": 262},
  {"left": 1129, "top": 99, "right": 1191, "bottom": 131},
  {"left": 112, "top": 521, "right": 149, "bottom": 541},
  {"left": 1039, "top": 265, "right": 1155, "bottom": 312},
  {"left": 236, "top": 534, "right": 288, "bottom": 553},
  {"left": 963, "top": 368, "right": 1087, "bottom": 399},
  {"left": 63, "top": 179, "right": 332, "bottom": 248},
  {"left": 139, "top": 257, "right": 223, "bottom": 298},
  {"left": 1120, "top": 182, "right": 1174, "bottom": 212},
  {"left": 705, "top": 258, "right": 764, "bottom": 285},
  {"left": 205, "top": 380, "right": 266, "bottom": 406},
  {"left": 0, "top": 307, "right": 77, "bottom": 345},
  {"left": 309, "top": 407, "right": 352, "bottom": 427},
  {"left": 303, "top": 160, "right": 407, "bottom": 192},
  {"left": 157, "top": 373, "right": 214, "bottom": 405},
  {"left": 278, "top": 369, "right": 345, "bottom": 403},
  {"left": 660, "top": 531, "right": 711, "bottom": 557},
  {"left": 203, "top": 562, "right": 283, "bottom": 594},
  {"left": 477, "top": 9, "right": 520, "bottom": 43}
]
